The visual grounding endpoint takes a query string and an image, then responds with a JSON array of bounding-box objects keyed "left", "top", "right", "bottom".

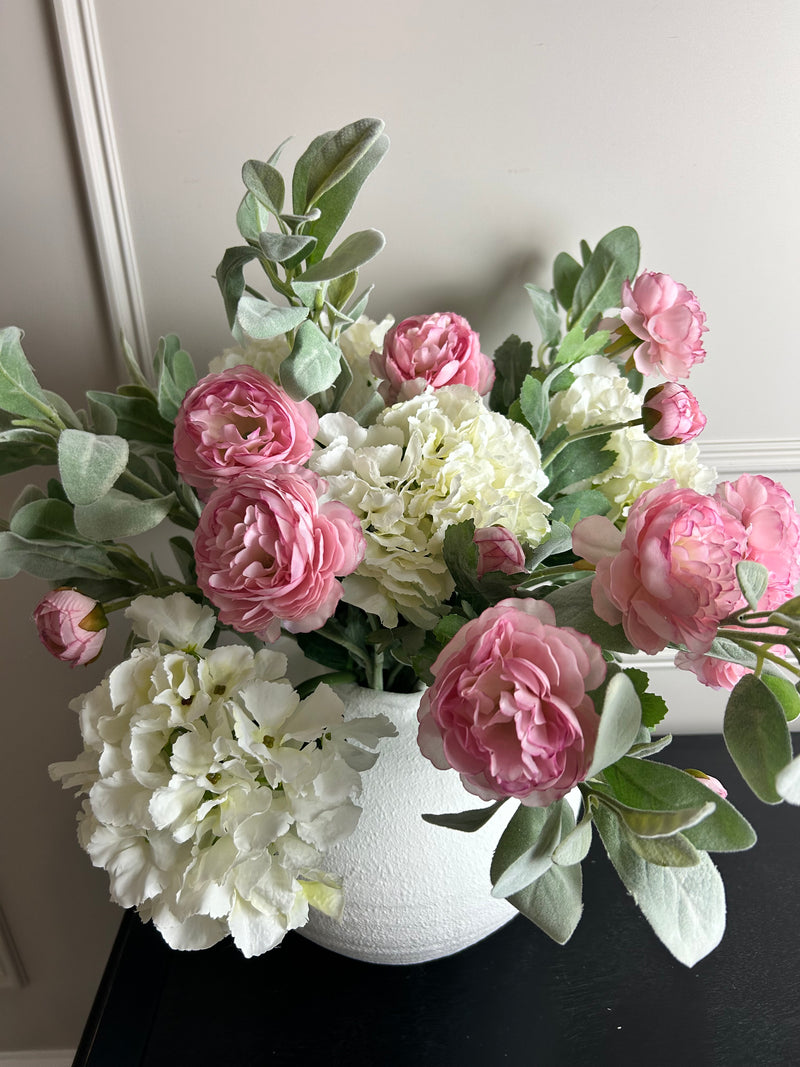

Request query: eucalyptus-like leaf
[
  {"left": 235, "top": 192, "right": 271, "bottom": 244},
  {"left": 524, "top": 284, "right": 561, "bottom": 349},
  {"left": 42, "top": 390, "right": 82, "bottom": 430},
  {"left": 0, "top": 428, "right": 58, "bottom": 475},
  {"left": 304, "top": 133, "right": 389, "bottom": 263},
  {"left": 344, "top": 284, "right": 374, "bottom": 323},
  {"left": 279, "top": 208, "right": 322, "bottom": 228},
  {"left": 9, "top": 497, "right": 84, "bottom": 542},
  {"left": 595, "top": 806, "right": 725, "bottom": 967},
  {"left": 597, "top": 792, "right": 715, "bottom": 839},
  {"left": 0, "top": 531, "right": 118, "bottom": 581},
  {"left": 0, "top": 327, "right": 52, "bottom": 420},
  {"left": 724, "top": 674, "right": 792, "bottom": 804},
  {"left": 736, "top": 560, "right": 770, "bottom": 610},
  {"left": 523, "top": 521, "right": 573, "bottom": 571},
  {"left": 155, "top": 337, "right": 196, "bottom": 422},
  {"left": 552, "top": 805, "right": 593, "bottom": 865},
  {"left": 603, "top": 756, "right": 756, "bottom": 852},
  {"left": 553, "top": 251, "right": 582, "bottom": 310},
  {"left": 279, "top": 320, "right": 342, "bottom": 400},
  {"left": 546, "top": 490, "right": 611, "bottom": 528},
  {"left": 235, "top": 295, "right": 309, "bottom": 341},
  {"left": 241, "top": 159, "right": 285, "bottom": 217},
  {"left": 775, "top": 753, "right": 800, "bottom": 805},
  {"left": 299, "top": 118, "right": 385, "bottom": 210},
  {"left": 585, "top": 672, "right": 642, "bottom": 777},
  {"left": 215, "top": 246, "right": 260, "bottom": 329},
  {"left": 762, "top": 674, "right": 800, "bottom": 722},
  {"left": 9, "top": 483, "right": 45, "bottom": 517},
  {"left": 619, "top": 824, "right": 701, "bottom": 868},
  {"left": 518, "top": 375, "right": 550, "bottom": 439},
  {"left": 74, "top": 488, "right": 175, "bottom": 541},
  {"left": 543, "top": 432, "right": 615, "bottom": 498},
  {"left": 571, "top": 227, "right": 640, "bottom": 329},
  {"left": 327, "top": 271, "right": 358, "bottom": 312},
  {"left": 491, "top": 801, "right": 565, "bottom": 899},
  {"left": 628, "top": 734, "right": 673, "bottom": 759},
  {"left": 258, "top": 232, "right": 317, "bottom": 266},
  {"left": 545, "top": 577, "right": 636, "bottom": 654},
  {"left": 58, "top": 429, "right": 129, "bottom": 506},
  {"left": 422, "top": 798, "right": 507, "bottom": 832},
  {"left": 296, "top": 229, "right": 385, "bottom": 284}
]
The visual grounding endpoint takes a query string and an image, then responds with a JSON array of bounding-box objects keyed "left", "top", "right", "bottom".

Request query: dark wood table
[{"left": 73, "top": 736, "right": 800, "bottom": 1067}]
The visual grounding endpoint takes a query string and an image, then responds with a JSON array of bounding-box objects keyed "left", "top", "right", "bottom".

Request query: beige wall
[{"left": 1, "top": 0, "right": 799, "bottom": 1053}]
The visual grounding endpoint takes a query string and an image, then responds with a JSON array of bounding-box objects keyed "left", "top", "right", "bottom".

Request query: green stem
[
  {"left": 541, "top": 419, "right": 642, "bottom": 468},
  {"left": 724, "top": 637, "right": 800, "bottom": 678}
]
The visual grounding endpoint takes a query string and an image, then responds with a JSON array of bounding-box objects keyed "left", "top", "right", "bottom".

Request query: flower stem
[{"left": 541, "top": 420, "right": 642, "bottom": 468}]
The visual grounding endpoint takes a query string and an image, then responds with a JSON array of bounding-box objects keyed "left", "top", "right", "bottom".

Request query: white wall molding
[
  {"left": 50, "top": 0, "right": 150, "bottom": 361},
  {"left": 700, "top": 438, "right": 800, "bottom": 475},
  {"left": 0, "top": 1054, "right": 73, "bottom": 1067}
]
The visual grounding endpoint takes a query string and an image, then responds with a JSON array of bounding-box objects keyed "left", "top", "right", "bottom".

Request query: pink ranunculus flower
[
  {"left": 473, "top": 525, "right": 526, "bottom": 578},
  {"left": 370, "top": 312, "right": 495, "bottom": 405},
  {"left": 714, "top": 474, "right": 800, "bottom": 610},
  {"left": 34, "top": 589, "right": 107, "bottom": 666},
  {"left": 194, "top": 470, "right": 365, "bottom": 643},
  {"left": 417, "top": 599, "right": 606, "bottom": 807},
  {"left": 641, "top": 382, "right": 707, "bottom": 445},
  {"left": 620, "top": 271, "right": 707, "bottom": 380},
  {"left": 173, "top": 366, "right": 319, "bottom": 493},
  {"left": 584, "top": 482, "right": 748, "bottom": 655},
  {"left": 675, "top": 630, "right": 791, "bottom": 691}
]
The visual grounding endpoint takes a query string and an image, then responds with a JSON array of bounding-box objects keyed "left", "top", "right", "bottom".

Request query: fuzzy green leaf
[
  {"left": 736, "top": 560, "right": 770, "bottom": 610},
  {"left": 215, "top": 246, "right": 260, "bottom": 329},
  {"left": 491, "top": 802, "right": 565, "bottom": 899},
  {"left": 74, "top": 489, "right": 175, "bottom": 541},
  {"left": 488, "top": 335, "right": 533, "bottom": 413},
  {"left": 545, "top": 577, "right": 636, "bottom": 654},
  {"left": 586, "top": 672, "right": 642, "bottom": 777},
  {"left": 571, "top": 226, "right": 640, "bottom": 329},
  {"left": 422, "top": 799, "right": 507, "bottom": 833},
  {"left": 296, "top": 229, "right": 385, "bottom": 284},
  {"left": 724, "top": 674, "right": 792, "bottom": 804},
  {"left": 762, "top": 674, "right": 800, "bottom": 723},
  {"left": 524, "top": 284, "right": 561, "bottom": 349},
  {"left": 235, "top": 295, "right": 309, "bottom": 341},
  {"left": 553, "top": 251, "right": 582, "bottom": 310},
  {"left": 279, "top": 320, "right": 342, "bottom": 400},
  {"left": 58, "top": 430, "right": 129, "bottom": 506},
  {"left": 241, "top": 159, "right": 285, "bottom": 217},
  {"left": 0, "top": 327, "right": 52, "bottom": 420},
  {"left": 518, "top": 375, "right": 550, "bottom": 439},
  {"left": 296, "top": 118, "right": 385, "bottom": 211},
  {"left": 0, "top": 428, "right": 58, "bottom": 474}
]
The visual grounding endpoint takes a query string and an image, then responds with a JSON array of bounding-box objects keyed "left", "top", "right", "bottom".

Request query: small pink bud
[
  {"left": 473, "top": 526, "right": 525, "bottom": 578},
  {"left": 34, "top": 589, "right": 107, "bottom": 666},
  {"left": 642, "top": 382, "right": 706, "bottom": 445},
  {"left": 684, "top": 768, "right": 727, "bottom": 799}
]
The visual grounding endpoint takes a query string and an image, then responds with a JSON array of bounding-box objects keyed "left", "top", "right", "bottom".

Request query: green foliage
[
  {"left": 296, "top": 228, "right": 385, "bottom": 284},
  {"left": 0, "top": 428, "right": 57, "bottom": 475},
  {"left": 518, "top": 375, "right": 550, "bottom": 440},
  {"left": 422, "top": 798, "right": 507, "bottom": 832},
  {"left": 0, "top": 327, "right": 53, "bottom": 421},
  {"left": 736, "top": 560, "right": 769, "bottom": 610},
  {"left": 524, "top": 283, "right": 561, "bottom": 349},
  {"left": 543, "top": 432, "right": 615, "bottom": 498},
  {"left": 553, "top": 325, "right": 611, "bottom": 366},
  {"left": 553, "top": 251, "right": 582, "bottom": 310},
  {"left": 762, "top": 674, "right": 800, "bottom": 722},
  {"left": 622, "top": 667, "right": 669, "bottom": 729},
  {"left": 57, "top": 430, "right": 129, "bottom": 506},
  {"left": 74, "top": 489, "right": 176, "bottom": 541},
  {"left": 602, "top": 756, "right": 756, "bottom": 852},
  {"left": 235, "top": 295, "right": 309, "bottom": 342},
  {"left": 242, "top": 158, "right": 285, "bottom": 217},
  {"left": 293, "top": 118, "right": 386, "bottom": 213},
  {"left": 545, "top": 576, "right": 636, "bottom": 653},
  {"left": 594, "top": 805, "right": 725, "bottom": 967},
  {"left": 724, "top": 674, "right": 792, "bottom": 803},
  {"left": 586, "top": 672, "right": 642, "bottom": 777},
  {"left": 279, "top": 320, "right": 343, "bottom": 400},
  {"left": 547, "top": 490, "right": 610, "bottom": 527},
  {"left": 570, "top": 226, "right": 640, "bottom": 329},
  {"left": 489, "top": 335, "right": 533, "bottom": 413}
]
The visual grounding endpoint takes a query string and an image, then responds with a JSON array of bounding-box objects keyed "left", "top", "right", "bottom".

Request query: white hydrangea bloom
[
  {"left": 311, "top": 385, "right": 551, "bottom": 627},
  {"left": 548, "top": 355, "right": 716, "bottom": 515},
  {"left": 49, "top": 593, "right": 396, "bottom": 957},
  {"left": 208, "top": 315, "right": 393, "bottom": 418}
]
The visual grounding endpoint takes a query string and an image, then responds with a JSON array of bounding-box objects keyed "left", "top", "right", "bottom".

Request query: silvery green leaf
[
  {"left": 279, "top": 208, "right": 322, "bottom": 227},
  {"left": 155, "top": 337, "right": 196, "bottom": 422},
  {"left": 74, "top": 488, "right": 175, "bottom": 540},
  {"left": 736, "top": 560, "right": 770, "bottom": 610},
  {"left": 518, "top": 375, "right": 550, "bottom": 439},
  {"left": 279, "top": 320, "right": 342, "bottom": 400},
  {"left": 291, "top": 280, "right": 325, "bottom": 309},
  {"left": 571, "top": 226, "right": 640, "bottom": 329},
  {"left": 603, "top": 756, "right": 756, "bottom": 852},
  {"left": 327, "top": 271, "right": 358, "bottom": 311},
  {"left": 545, "top": 577, "right": 636, "bottom": 654},
  {"left": 762, "top": 674, "right": 800, "bottom": 722},
  {"left": 236, "top": 192, "right": 271, "bottom": 244},
  {"left": 597, "top": 792, "right": 715, "bottom": 840},
  {"left": 595, "top": 805, "right": 725, "bottom": 966},
  {"left": 296, "top": 118, "right": 385, "bottom": 210},
  {"left": 0, "top": 428, "right": 58, "bottom": 474},
  {"left": 304, "top": 132, "right": 389, "bottom": 263},
  {"left": 422, "top": 798, "right": 507, "bottom": 832},
  {"left": 9, "top": 498, "right": 83, "bottom": 541},
  {"left": 235, "top": 295, "right": 309, "bottom": 341},
  {"left": 488, "top": 335, "right": 533, "bottom": 413},
  {"left": 622, "top": 666, "right": 669, "bottom": 730},
  {"left": 343, "top": 284, "right": 374, "bottom": 323},
  {"left": 491, "top": 801, "right": 565, "bottom": 899},
  {"left": 553, "top": 251, "right": 582, "bottom": 310},
  {"left": 724, "top": 674, "right": 792, "bottom": 804},
  {"left": 776, "top": 753, "right": 800, "bottom": 804},
  {"left": 0, "top": 327, "right": 51, "bottom": 420},
  {"left": 241, "top": 159, "right": 285, "bottom": 216},
  {"left": 297, "top": 229, "right": 385, "bottom": 284},
  {"left": 215, "top": 246, "right": 260, "bottom": 329},
  {"left": 523, "top": 283, "right": 561, "bottom": 348},
  {"left": 585, "top": 672, "right": 642, "bottom": 777},
  {"left": 120, "top": 334, "right": 150, "bottom": 390},
  {"left": 258, "top": 232, "right": 317, "bottom": 266},
  {"left": 524, "top": 521, "right": 573, "bottom": 570},
  {"left": 552, "top": 806, "right": 593, "bottom": 865},
  {"left": 0, "top": 531, "right": 117, "bottom": 580},
  {"left": 9, "top": 483, "right": 45, "bottom": 517},
  {"left": 58, "top": 429, "right": 129, "bottom": 506},
  {"left": 544, "top": 432, "right": 615, "bottom": 497},
  {"left": 546, "top": 490, "right": 611, "bottom": 527},
  {"left": 628, "top": 734, "right": 673, "bottom": 759},
  {"left": 554, "top": 325, "right": 611, "bottom": 366},
  {"left": 42, "top": 390, "right": 82, "bottom": 429},
  {"left": 619, "top": 824, "right": 701, "bottom": 868}
]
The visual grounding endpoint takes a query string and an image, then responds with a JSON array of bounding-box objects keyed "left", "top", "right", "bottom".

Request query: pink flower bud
[
  {"left": 370, "top": 312, "right": 495, "bottom": 405},
  {"left": 621, "top": 271, "right": 707, "bottom": 379},
  {"left": 473, "top": 526, "right": 525, "bottom": 578},
  {"left": 684, "top": 769, "right": 727, "bottom": 799},
  {"left": 34, "top": 589, "right": 107, "bottom": 666},
  {"left": 641, "top": 382, "right": 706, "bottom": 444}
]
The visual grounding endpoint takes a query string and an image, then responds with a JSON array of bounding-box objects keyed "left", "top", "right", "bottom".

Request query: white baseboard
[{"left": 0, "top": 1053, "right": 74, "bottom": 1067}]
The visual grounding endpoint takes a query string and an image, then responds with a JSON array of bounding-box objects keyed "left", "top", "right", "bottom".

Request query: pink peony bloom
[
  {"left": 714, "top": 474, "right": 800, "bottom": 610},
  {"left": 586, "top": 482, "right": 748, "bottom": 655},
  {"left": 34, "top": 589, "right": 107, "bottom": 666},
  {"left": 676, "top": 629, "right": 791, "bottom": 691},
  {"left": 621, "top": 271, "right": 707, "bottom": 380},
  {"left": 174, "top": 366, "right": 319, "bottom": 493},
  {"left": 641, "top": 382, "right": 706, "bottom": 445},
  {"left": 417, "top": 599, "right": 605, "bottom": 807},
  {"left": 194, "top": 470, "right": 365, "bottom": 642},
  {"left": 473, "top": 525, "right": 526, "bottom": 578},
  {"left": 371, "top": 312, "right": 495, "bottom": 405}
]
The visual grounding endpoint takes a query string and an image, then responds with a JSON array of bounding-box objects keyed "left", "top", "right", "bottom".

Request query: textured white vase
[{"left": 298, "top": 684, "right": 516, "bottom": 965}]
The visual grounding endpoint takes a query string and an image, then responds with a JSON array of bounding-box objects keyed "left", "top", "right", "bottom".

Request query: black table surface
[{"left": 73, "top": 736, "right": 800, "bottom": 1067}]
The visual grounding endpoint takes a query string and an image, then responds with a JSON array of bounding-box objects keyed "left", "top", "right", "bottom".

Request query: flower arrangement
[{"left": 3, "top": 117, "right": 800, "bottom": 966}]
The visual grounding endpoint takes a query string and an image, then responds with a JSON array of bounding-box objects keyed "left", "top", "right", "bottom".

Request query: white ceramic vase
[{"left": 298, "top": 683, "right": 516, "bottom": 965}]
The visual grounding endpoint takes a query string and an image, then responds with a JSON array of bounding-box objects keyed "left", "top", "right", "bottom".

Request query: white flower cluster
[
  {"left": 209, "top": 315, "right": 393, "bottom": 418},
  {"left": 548, "top": 355, "right": 716, "bottom": 515},
  {"left": 49, "top": 594, "right": 396, "bottom": 957},
  {"left": 311, "top": 385, "right": 551, "bottom": 628}
]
